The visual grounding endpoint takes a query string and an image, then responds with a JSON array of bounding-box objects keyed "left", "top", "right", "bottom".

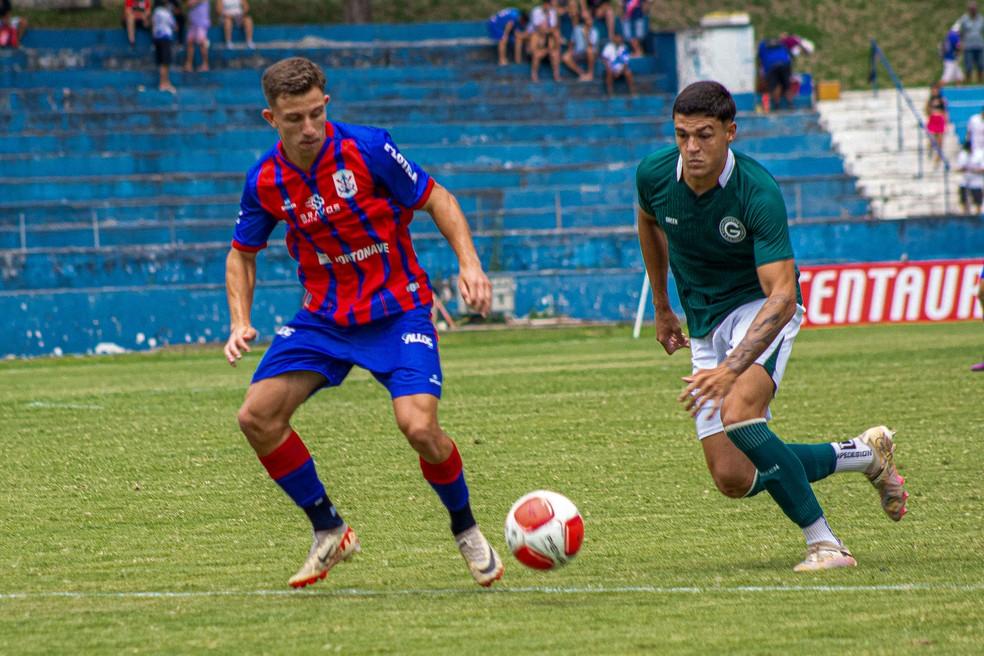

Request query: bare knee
[
  {"left": 398, "top": 416, "right": 443, "bottom": 454},
  {"left": 710, "top": 464, "right": 754, "bottom": 499},
  {"left": 237, "top": 402, "right": 288, "bottom": 450}
]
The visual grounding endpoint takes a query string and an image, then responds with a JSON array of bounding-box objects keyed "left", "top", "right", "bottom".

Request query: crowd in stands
[
  {"left": 928, "top": 2, "right": 984, "bottom": 214},
  {"left": 115, "top": 0, "right": 254, "bottom": 91},
  {"left": 487, "top": 0, "right": 644, "bottom": 95}
]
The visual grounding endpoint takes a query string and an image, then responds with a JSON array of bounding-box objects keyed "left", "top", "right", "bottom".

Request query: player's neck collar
[{"left": 676, "top": 148, "right": 736, "bottom": 189}]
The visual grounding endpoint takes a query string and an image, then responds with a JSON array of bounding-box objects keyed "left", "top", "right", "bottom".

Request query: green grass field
[{"left": 1, "top": 322, "right": 982, "bottom": 654}]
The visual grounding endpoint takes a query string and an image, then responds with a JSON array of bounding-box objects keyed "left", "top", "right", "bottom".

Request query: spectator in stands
[
  {"left": 967, "top": 106, "right": 984, "bottom": 152},
  {"left": 0, "top": 0, "right": 26, "bottom": 48},
  {"left": 956, "top": 141, "right": 984, "bottom": 214},
  {"left": 580, "top": 0, "right": 615, "bottom": 43},
  {"left": 151, "top": 0, "right": 177, "bottom": 93},
  {"left": 622, "top": 0, "right": 648, "bottom": 57},
  {"left": 561, "top": 9, "right": 597, "bottom": 81},
  {"left": 925, "top": 82, "right": 948, "bottom": 166},
  {"left": 487, "top": 7, "right": 529, "bottom": 66},
  {"left": 529, "top": 0, "right": 561, "bottom": 83},
  {"left": 218, "top": 0, "right": 254, "bottom": 49},
  {"left": 959, "top": 2, "right": 984, "bottom": 83},
  {"left": 757, "top": 35, "right": 794, "bottom": 112},
  {"left": 602, "top": 32, "right": 635, "bottom": 96},
  {"left": 183, "top": 0, "right": 210, "bottom": 72},
  {"left": 941, "top": 27, "right": 964, "bottom": 85},
  {"left": 123, "top": 0, "right": 151, "bottom": 49}
]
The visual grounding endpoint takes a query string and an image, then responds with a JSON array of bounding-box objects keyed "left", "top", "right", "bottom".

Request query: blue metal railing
[{"left": 869, "top": 39, "right": 951, "bottom": 213}]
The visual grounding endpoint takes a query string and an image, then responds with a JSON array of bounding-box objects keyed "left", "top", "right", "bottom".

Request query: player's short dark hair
[
  {"left": 672, "top": 81, "right": 737, "bottom": 123},
  {"left": 262, "top": 57, "right": 327, "bottom": 108}
]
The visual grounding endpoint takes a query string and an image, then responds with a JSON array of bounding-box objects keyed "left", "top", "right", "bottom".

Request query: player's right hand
[
  {"left": 654, "top": 312, "right": 689, "bottom": 355},
  {"left": 224, "top": 325, "right": 258, "bottom": 366}
]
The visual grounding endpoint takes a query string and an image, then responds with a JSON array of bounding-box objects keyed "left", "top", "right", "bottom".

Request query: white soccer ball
[{"left": 504, "top": 490, "right": 584, "bottom": 570}]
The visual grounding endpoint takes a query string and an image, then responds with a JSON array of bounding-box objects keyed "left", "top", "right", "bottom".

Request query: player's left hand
[
  {"left": 458, "top": 265, "right": 493, "bottom": 317},
  {"left": 679, "top": 365, "right": 738, "bottom": 418}
]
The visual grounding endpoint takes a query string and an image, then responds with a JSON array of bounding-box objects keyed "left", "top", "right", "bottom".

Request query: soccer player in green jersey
[{"left": 636, "top": 81, "right": 909, "bottom": 571}]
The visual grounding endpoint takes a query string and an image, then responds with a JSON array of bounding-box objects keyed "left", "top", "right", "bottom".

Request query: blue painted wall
[{"left": 2, "top": 215, "right": 981, "bottom": 357}]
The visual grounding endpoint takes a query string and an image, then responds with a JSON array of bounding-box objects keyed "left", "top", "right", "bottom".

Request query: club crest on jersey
[
  {"left": 333, "top": 169, "right": 358, "bottom": 199},
  {"left": 401, "top": 332, "right": 434, "bottom": 349},
  {"left": 719, "top": 216, "right": 747, "bottom": 243}
]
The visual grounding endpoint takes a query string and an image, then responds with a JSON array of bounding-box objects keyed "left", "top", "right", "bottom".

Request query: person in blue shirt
[
  {"left": 487, "top": 7, "right": 529, "bottom": 66},
  {"left": 941, "top": 28, "right": 964, "bottom": 84},
  {"left": 757, "top": 37, "right": 794, "bottom": 111}
]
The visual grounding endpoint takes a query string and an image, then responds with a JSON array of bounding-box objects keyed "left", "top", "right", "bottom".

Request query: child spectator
[
  {"left": 529, "top": 0, "right": 560, "bottom": 83},
  {"left": 602, "top": 32, "right": 635, "bottom": 96},
  {"left": 183, "top": 0, "right": 210, "bottom": 72},
  {"left": 941, "top": 27, "right": 964, "bottom": 85},
  {"left": 925, "top": 82, "right": 948, "bottom": 166},
  {"left": 123, "top": 0, "right": 151, "bottom": 49},
  {"left": 562, "top": 10, "right": 597, "bottom": 81},
  {"left": 956, "top": 141, "right": 984, "bottom": 214},
  {"left": 218, "top": 0, "right": 254, "bottom": 49},
  {"left": 621, "top": 0, "right": 648, "bottom": 57},
  {"left": 487, "top": 7, "right": 529, "bottom": 66},
  {"left": 152, "top": 0, "right": 177, "bottom": 93}
]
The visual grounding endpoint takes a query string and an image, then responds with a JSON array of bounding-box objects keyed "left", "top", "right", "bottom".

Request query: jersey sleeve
[
  {"left": 635, "top": 156, "right": 660, "bottom": 219},
  {"left": 746, "top": 179, "right": 794, "bottom": 266},
  {"left": 232, "top": 167, "right": 278, "bottom": 252},
  {"left": 364, "top": 130, "right": 435, "bottom": 209}
]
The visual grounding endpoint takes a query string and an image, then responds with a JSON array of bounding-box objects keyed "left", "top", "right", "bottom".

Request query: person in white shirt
[
  {"left": 601, "top": 32, "right": 636, "bottom": 96},
  {"left": 151, "top": 0, "right": 177, "bottom": 93},
  {"left": 956, "top": 141, "right": 984, "bottom": 213},
  {"left": 217, "top": 0, "right": 254, "bottom": 49},
  {"left": 529, "top": 0, "right": 560, "bottom": 82},
  {"left": 966, "top": 107, "right": 984, "bottom": 153}
]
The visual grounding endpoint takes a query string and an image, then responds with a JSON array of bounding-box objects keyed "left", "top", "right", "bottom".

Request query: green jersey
[{"left": 636, "top": 145, "right": 800, "bottom": 338}]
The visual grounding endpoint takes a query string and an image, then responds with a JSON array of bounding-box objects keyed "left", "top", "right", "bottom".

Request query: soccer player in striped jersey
[
  {"left": 224, "top": 57, "right": 503, "bottom": 589},
  {"left": 635, "top": 81, "right": 908, "bottom": 571}
]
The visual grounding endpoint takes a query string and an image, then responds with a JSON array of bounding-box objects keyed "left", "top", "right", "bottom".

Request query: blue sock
[
  {"left": 259, "top": 431, "right": 344, "bottom": 532},
  {"left": 420, "top": 442, "right": 477, "bottom": 535}
]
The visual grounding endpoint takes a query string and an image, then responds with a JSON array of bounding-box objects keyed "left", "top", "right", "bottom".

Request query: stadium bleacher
[{"left": 0, "top": 22, "right": 871, "bottom": 356}]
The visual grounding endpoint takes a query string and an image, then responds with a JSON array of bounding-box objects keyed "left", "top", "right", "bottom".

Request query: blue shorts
[
  {"left": 622, "top": 16, "right": 647, "bottom": 40},
  {"left": 252, "top": 307, "right": 443, "bottom": 399}
]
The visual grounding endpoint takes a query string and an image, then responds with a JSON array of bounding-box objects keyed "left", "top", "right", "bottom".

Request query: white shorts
[
  {"left": 689, "top": 298, "right": 804, "bottom": 440},
  {"left": 942, "top": 59, "right": 965, "bottom": 84}
]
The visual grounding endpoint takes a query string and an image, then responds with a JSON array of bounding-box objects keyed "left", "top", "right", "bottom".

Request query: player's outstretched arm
[
  {"left": 421, "top": 182, "right": 492, "bottom": 317},
  {"left": 224, "top": 248, "right": 259, "bottom": 366},
  {"left": 637, "top": 207, "right": 689, "bottom": 354}
]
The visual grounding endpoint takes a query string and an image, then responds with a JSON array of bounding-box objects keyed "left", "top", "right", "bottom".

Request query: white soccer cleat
[
  {"left": 455, "top": 525, "right": 504, "bottom": 587},
  {"left": 793, "top": 540, "right": 858, "bottom": 572},
  {"left": 288, "top": 524, "right": 361, "bottom": 589},
  {"left": 857, "top": 426, "right": 909, "bottom": 521}
]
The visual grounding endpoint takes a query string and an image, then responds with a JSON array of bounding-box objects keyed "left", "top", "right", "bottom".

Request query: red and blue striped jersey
[{"left": 232, "top": 121, "right": 436, "bottom": 326}]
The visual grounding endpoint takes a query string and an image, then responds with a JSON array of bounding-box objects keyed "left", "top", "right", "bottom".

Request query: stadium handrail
[{"left": 869, "top": 38, "right": 951, "bottom": 214}]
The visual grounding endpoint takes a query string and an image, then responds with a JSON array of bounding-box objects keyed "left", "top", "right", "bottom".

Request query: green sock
[
  {"left": 725, "top": 420, "right": 824, "bottom": 527},
  {"left": 744, "top": 443, "right": 837, "bottom": 497}
]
